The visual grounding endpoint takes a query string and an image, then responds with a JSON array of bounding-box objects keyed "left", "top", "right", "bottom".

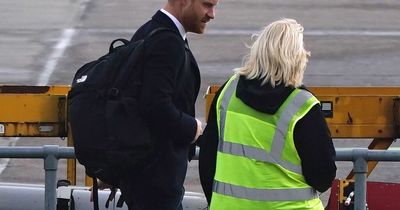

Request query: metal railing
[
  {"left": 335, "top": 148, "right": 400, "bottom": 210},
  {"left": 0, "top": 145, "right": 74, "bottom": 210},
  {"left": 1, "top": 146, "right": 400, "bottom": 210}
]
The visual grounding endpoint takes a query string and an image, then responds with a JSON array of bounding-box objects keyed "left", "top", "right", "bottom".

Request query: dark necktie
[{"left": 184, "top": 38, "right": 189, "bottom": 49}]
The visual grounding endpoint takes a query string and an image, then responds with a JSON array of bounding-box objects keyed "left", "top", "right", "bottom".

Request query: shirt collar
[{"left": 160, "top": 9, "right": 187, "bottom": 40}]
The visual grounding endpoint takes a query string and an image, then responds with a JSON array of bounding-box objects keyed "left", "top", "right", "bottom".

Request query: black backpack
[{"left": 67, "top": 27, "right": 183, "bottom": 209}]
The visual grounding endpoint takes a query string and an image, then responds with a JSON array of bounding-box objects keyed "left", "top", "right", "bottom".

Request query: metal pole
[
  {"left": 352, "top": 149, "right": 368, "bottom": 210},
  {"left": 43, "top": 145, "right": 59, "bottom": 210}
]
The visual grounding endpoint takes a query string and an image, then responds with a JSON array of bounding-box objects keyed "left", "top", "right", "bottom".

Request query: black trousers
[{"left": 118, "top": 177, "right": 184, "bottom": 210}]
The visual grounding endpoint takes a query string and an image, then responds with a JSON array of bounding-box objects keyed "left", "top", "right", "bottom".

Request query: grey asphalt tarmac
[{"left": 1, "top": 0, "right": 400, "bottom": 206}]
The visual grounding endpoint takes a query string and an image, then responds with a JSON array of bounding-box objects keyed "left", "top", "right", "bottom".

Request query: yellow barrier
[
  {"left": 0, "top": 85, "right": 68, "bottom": 137},
  {"left": 0, "top": 85, "right": 85, "bottom": 185}
]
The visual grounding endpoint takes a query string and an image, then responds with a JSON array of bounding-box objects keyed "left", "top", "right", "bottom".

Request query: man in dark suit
[{"left": 110, "top": 0, "right": 218, "bottom": 209}]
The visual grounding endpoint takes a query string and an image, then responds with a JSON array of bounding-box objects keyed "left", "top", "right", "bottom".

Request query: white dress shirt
[{"left": 160, "top": 8, "right": 187, "bottom": 40}]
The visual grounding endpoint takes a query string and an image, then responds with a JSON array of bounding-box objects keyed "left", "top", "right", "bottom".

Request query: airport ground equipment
[
  {"left": 205, "top": 85, "right": 400, "bottom": 210},
  {"left": 0, "top": 85, "right": 84, "bottom": 185}
]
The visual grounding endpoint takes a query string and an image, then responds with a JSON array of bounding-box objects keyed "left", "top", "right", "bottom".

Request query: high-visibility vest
[{"left": 210, "top": 74, "right": 323, "bottom": 210}]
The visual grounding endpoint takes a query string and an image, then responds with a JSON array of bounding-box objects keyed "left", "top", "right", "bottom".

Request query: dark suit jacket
[{"left": 119, "top": 10, "right": 200, "bottom": 209}]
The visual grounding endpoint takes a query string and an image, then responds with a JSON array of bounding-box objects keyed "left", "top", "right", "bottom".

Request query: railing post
[
  {"left": 43, "top": 145, "right": 59, "bottom": 210},
  {"left": 352, "top": 148, "right": 368, "bottom": 210}
]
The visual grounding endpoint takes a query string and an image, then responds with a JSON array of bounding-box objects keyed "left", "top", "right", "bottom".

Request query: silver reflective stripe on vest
[
  {"left": 219, "top": 140, "right": 302, "bottom": 174},
  {"left": 218, "top": 76, "right": 239, "bottom": 152},
  {"left": 269, "top": 90, "right": 315, "bottom": 174},
  {"left": 219, "top": 141, "right": 278, "bottom": 165},
  {"left": 213, "top": 180, "right": 317, "bottom": 201},
  {"left": 218, "top": 78, "right": 314, "bottom": 174}
]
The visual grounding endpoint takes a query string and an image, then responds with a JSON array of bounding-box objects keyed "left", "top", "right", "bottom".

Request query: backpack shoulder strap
[
  {"left": 147, "top": 27, "right": 179, "bottom": 39},
  {"left": 113, "top": 27, "right": 185, "bottom": 95}
]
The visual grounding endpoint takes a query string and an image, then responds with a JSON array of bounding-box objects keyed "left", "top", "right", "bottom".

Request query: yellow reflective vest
[{"left": 210, "top": 74, "right": 324, "bottom": 210}]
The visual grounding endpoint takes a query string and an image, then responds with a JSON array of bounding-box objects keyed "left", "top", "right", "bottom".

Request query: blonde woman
[{"left": 198, "top": 18, "right": 336, "bottom": 210}]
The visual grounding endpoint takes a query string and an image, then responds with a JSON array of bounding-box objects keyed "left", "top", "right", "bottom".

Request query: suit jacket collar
[
  {"left": 160, "top": 9, "right": 186, "bottom": 40},
  {"left": 152, "top": 10, "right": 182, "bottom": 36}
]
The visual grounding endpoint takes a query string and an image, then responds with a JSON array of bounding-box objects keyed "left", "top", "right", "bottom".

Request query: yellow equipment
[
  {"left": 0, "top": 85, "right": 68, "bottom": 137},
  {"left": 0, "top": 85, "right": 88, "bottom": 185}
]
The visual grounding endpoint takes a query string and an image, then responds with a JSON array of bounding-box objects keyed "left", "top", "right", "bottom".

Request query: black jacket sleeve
[
  {"left": 294, "top": 104, "right": 337, "bottom": 193},
  {"left": 139, "top": 32, "right": 197, "bottom": 146},
  {"left": 197, "top": 83, "right": 225, "bottom": 204}
]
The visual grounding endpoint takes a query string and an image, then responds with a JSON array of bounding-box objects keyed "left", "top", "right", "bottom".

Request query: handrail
[
  {"left": 335, "top": 148, "right": 400, "bottom": 210},
  {"left": 0, "top": 145, "right": 74, "bottom": 210},
  {"left": 1, "top": 146, "right": 400, "bottom": 210}
]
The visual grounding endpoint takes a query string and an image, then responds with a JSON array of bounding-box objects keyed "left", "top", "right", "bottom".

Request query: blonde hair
[{"left": 234, "top": 18, "right": 310, "bottom": 88}]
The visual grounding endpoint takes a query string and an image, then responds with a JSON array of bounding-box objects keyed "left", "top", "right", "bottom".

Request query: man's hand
[{"left": 192, "top": 118, "right": 203, "bottom": 143}]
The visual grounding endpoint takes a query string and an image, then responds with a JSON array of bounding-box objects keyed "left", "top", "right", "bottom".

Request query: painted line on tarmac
[
  {"left": 37, "top": 28, "right": 76, "bottom": 86},
  {"left": 78, "top": 28, "right": 400, "bottom": 37},
  {"left": 0, "top": 138, "right": 19, "bottom": 175},
  {"left": 1, "top": 29, "right": 76, "bottom": 176},
  {"left": 0, "top": 0, "right": 90, "bottom": 177}
]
